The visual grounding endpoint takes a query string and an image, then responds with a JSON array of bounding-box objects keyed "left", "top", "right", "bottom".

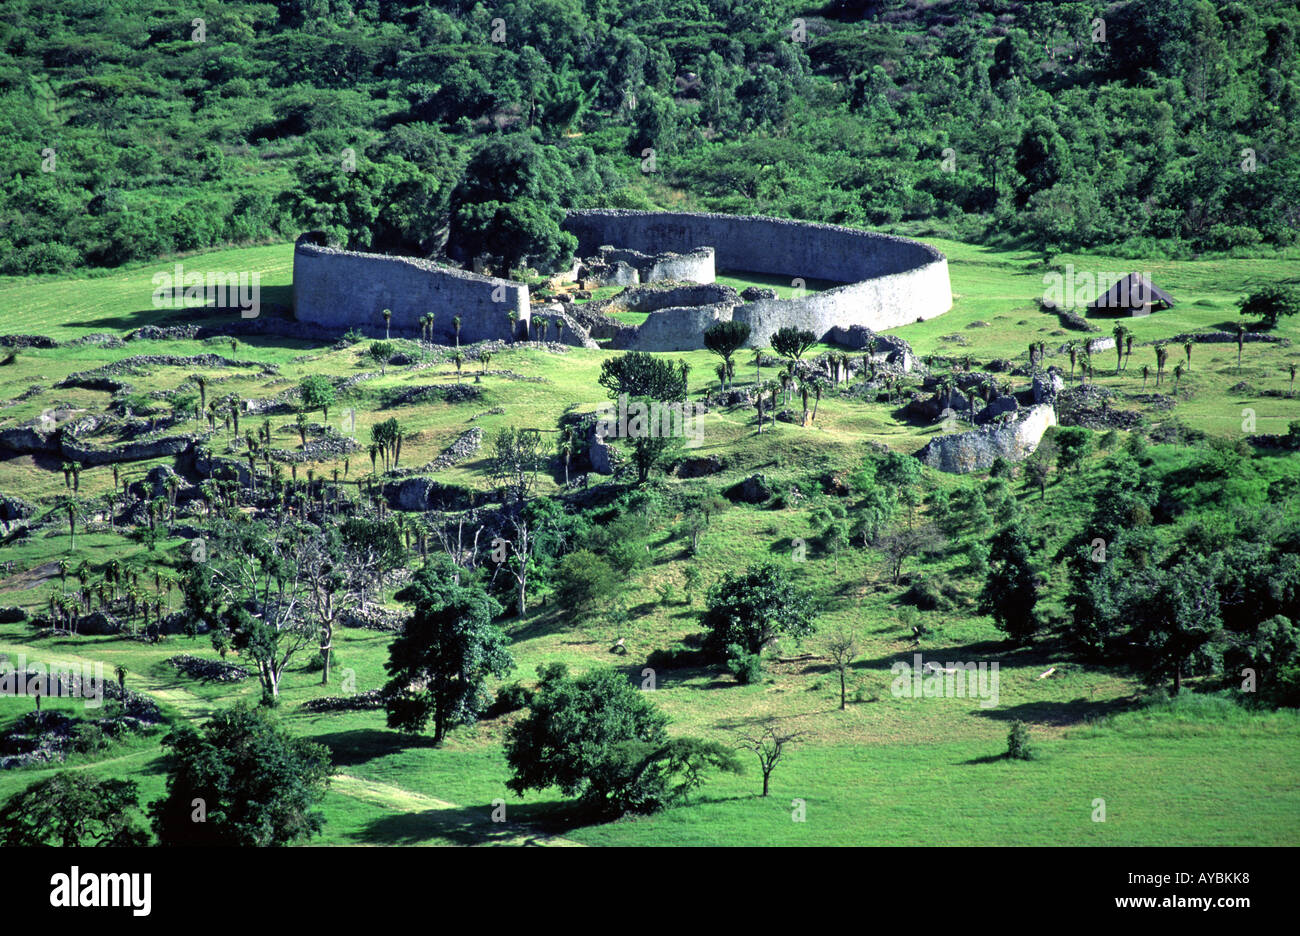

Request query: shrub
[
  {"left": 555, "top": 550, "right": 619, "bottom": 613},
  {"left": 487, "top": 681, "right": 533, "bottom": 717},
  {"left": 72, "top": 722, "right": 107, "bottom": 754},
  {"left": 1006, "top": 721, "right": 1035, "bottom": 760},
  {"left": 725, "top": 643, "right": 764, "bottom": 685}
]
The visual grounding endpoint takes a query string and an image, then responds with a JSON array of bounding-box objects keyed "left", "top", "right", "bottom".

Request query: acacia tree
[
  {"left": 383, "top": 559, "right": 513, "bottom": 745},
  {"left": 1239, "top": 285, "right": 1300, "bottom": 329},
  {"left": 490, "top": 426, "right": 543, "bottom": 505},
  {"left": 735, "top": 722, "right": 802, "bottom": 797},
  {"left": 878, "top": 522, "right": 940, "bottom": 584},
  {"left": 823, "top": 624, "right": 860, "bottom": 710},
  {"left": 0, "top": 772, "right": 148, "bottom": 846}
]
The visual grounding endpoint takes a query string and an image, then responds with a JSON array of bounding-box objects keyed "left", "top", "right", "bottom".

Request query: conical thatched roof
[{"left": 1087, "top": 273, "right": 1175, "bottom": 312}]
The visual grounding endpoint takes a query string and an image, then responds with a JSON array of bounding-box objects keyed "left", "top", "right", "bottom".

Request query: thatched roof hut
[{"left": 1087, "top": 274, "right": 1175, "bottom": 315}]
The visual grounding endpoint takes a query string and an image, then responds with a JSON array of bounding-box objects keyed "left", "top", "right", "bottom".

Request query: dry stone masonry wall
[
  {"left": 562, "top": 209, "right": 952, "bottom": 347},
  {"left": 293, "top": 233, "right": 529, "bottom": 343},
  {"left": 291, "top": 212, "right": 952, "bottom": 351}
]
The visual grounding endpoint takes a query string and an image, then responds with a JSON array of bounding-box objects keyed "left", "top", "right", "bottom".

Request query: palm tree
[
  {"left": 1112, "top": 326, "right": 1127, "bottom": 374},
  {"left": 555, "top": 319, "right": 564, "bottom": 343},
  {"left": 1067, "top": 341, "right": 1079, "bottom": 381},
  {"left": 811, "top": 379, "right": 824, "bottom": 423},
  {"left": 453, "top": 315, "right": 462, "bottom": 348},
  {"left": 1141, "top": 364, "right": 1150, "bottom": 390},
  {"left": 1173, "top": 361, "right": 1184, "bottom": 391},
  {"left": 481, "top": 351, "right": 492, "bottom": 375},
  {"left": 196, "top": 375, "right": 207, "bottom": 413},
  {"left": 753, "top": 347, "right": 765, "bottom": 385},
  {"left": 1235, "top": 324, "right": 1246, "bottom": 371},
  {"left": 62, "top": 497, "right": 80, "bottom": 552},
  {"left": 296, "top": 411, "right": 309, "bottom": 448},
  {"left": 539, "top": 318, "right": 550, "bottom": 343},
  {"left": 1290, "top": 362, "right": 1297, "bottom": 394},
  {"left": 507, "top": 310, "right": 518, "bottom": 343},
  {"left": 1155, "top": 344, "right": 1168, "bottom": 387},
  {"left": 382, "top": 308, "right": 392, "bottom": 340},
  {"left": 453, "top": 352, "right": 465, "bottom": 384},
  {"left": 715, "top": 363, "right": 727, "bottom": 393},
  {"left": 1183, "top": 339, "right": 1193, "bottom": 372}
]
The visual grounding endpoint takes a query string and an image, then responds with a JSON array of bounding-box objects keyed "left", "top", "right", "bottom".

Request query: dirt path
[{"left": 330, "top": 773, "right": 583, "bottom": 847}]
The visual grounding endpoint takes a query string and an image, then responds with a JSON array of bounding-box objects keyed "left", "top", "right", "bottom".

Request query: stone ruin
[{"left": 291, "top": 210, "right": 953, "bottom": 353}]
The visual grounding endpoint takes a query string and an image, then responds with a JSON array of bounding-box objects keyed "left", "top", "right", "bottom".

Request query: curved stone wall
[
  {"left": 291, "top": 212, "right": 951, "bottom": 350},
  {"left": 563, "top": 209, "right": 952, "bottom": 346},
  {"left": 293, "top": 235, "right": 529, "bottom": 343}
]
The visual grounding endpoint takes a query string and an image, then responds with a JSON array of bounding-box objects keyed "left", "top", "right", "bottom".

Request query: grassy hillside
[{"left": 0, "top": 237, "right": 1297, "bottom": 846}]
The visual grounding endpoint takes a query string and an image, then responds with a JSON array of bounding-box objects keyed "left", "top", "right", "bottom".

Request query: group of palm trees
[
  {"left": 45, "top": 553, "right": 175, "bottom": 637},
  {"left": 1046, "top": 327, "right": 1204, "bottom": 393}
]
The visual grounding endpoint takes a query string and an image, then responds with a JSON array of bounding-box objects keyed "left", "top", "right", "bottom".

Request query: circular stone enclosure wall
[
  {"left": 562, "top": 210, "right": 952, "bottom": 346},
  {"left": 291, "top": 212, "right": 952, "bottom": 350}
]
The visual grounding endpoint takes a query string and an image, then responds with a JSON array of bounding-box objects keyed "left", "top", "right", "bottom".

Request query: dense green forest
[{"left": 2, "top": 0, "right": 1297, "bottom": 277}]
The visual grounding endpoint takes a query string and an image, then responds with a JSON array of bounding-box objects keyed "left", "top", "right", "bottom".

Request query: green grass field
[{"left": 1, "top": 237, "right": 1297, "bottom": 846}]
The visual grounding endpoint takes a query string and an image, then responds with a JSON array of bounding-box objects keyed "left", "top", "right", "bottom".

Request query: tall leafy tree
[
  {"left": 505, "top": 665, "right": 740, "bottom": 817},
  {"left": 383, "top": 560, "right": 514, "bottom": 745},
  {"left": 978, "top": 521, "right": 1041, "bottom": 645},
  {"left": 702, "top": 562, "right": 816, "bottom": 659}
]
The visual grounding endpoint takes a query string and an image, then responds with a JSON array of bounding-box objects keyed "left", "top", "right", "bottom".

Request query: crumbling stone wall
[
  {"left": 914, "top": 404, "right": 1058, "bottom": 474},
  {"left": 584, "top": 246, "right": 715, "bottom": 285}
]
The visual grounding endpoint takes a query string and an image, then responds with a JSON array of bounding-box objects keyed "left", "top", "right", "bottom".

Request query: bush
[
  {"left": 903, "top": 576, "right": 956, "bottom": 611},
  {"left": 72, "top": 722, "right": 107, "bottom": 754},
  {"left": 487, "top": 681, "right": 534, "bottom": 717},
  {"left": 1006, "top": 721, "right": 1035, "bottom": 760},
  {"left": 555, "top": 549, "right": 619, "bottom": 613},
  {"left": 725, "top": 643, "right": 764, "bottom": 684}
]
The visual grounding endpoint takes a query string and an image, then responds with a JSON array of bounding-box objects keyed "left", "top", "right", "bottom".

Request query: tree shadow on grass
[
  {"left": 311, "top": 727, "right": 439, "bottom": 768},
  {"left": 358, "top": 798, "right": 594, "bottom": 846},
  {"left": 970, "top": 695, "right": 1139, "bottom": 727},
  {"left": 961, "top": 752, "right": 1014, "bottom": 765}
]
